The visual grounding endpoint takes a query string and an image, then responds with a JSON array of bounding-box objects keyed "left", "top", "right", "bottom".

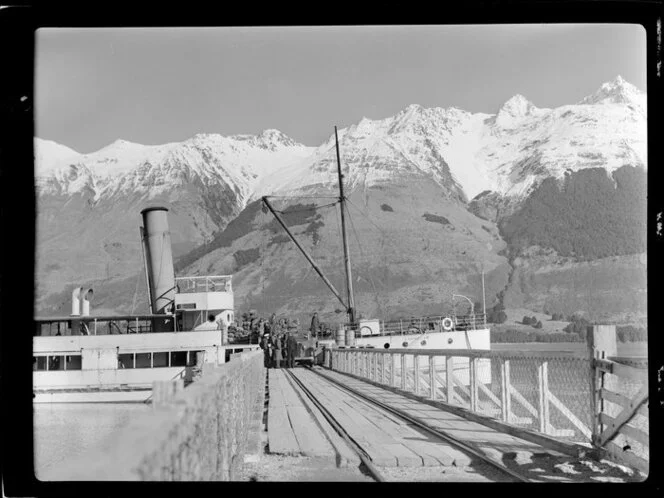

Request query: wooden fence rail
[{"left": 328, "top": 325, "right": 648, "bottom": 475}]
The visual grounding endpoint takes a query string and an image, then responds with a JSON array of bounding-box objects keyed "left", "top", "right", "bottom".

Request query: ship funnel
[
  {"left": 140, "top": 207, "right": 176, "bottom": 322},
  {"left": 80, "top": 288, "right": 94, "bottom": 316},
  {"left": 71, "top": 287, "right": 82, "bottom": 316}
]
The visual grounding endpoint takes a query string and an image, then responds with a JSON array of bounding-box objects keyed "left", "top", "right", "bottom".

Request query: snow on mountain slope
[
  {"left": 35, "top": 76, "right": 646, "bottom": 205},
  {"left": 34, "top": 139, "right": 82, "bottom": 173},
  {"left": 35, "top": 130, "right": 315, "bottom": 204}
]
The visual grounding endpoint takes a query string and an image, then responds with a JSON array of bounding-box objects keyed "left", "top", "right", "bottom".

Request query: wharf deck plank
[
  {"left": 340, "top": 388, "right": 461, "bottom": 466},
  {"left": 317, "top": 371, "right": 472, "bottom": 467},
  {"left": 267, "top": 370, "right": 300, "bottom": 455},
  {"left": 319, "top": 368, "right": 554, "bottom": 459},
  {"left": 296, "top": 369, "right": 470, "bottom": 468},
  {"left": 286, "top": 372, "right": 361, "bottom": 467},
  {"left": 292, "top": 370, "right": 399, "bottom": 467},
  {"left": 274, "top": 372, "right": 335, "bottom": 457}
]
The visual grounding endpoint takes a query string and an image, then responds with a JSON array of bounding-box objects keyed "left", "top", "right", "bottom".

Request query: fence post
[
  {"left": 401, "top": 353, "right": 407, "bottom": 391},
  {"left": 429, "top": 355, "right": 436, "bottom": 400},
  {"left": 414, "top": 355, "right": 420, "bottom": 395},
  {"left": 380, "top": 354, "right": 385, "bottom": 384},
  {"left": 500, "top": 358, "right": 511, "bottom": 423},
  {"left": 470, "top": 357, "right": 478, "bottom": 412},
  {"left": 446, "top": 356, "right": 454, "bottom": 404},
  {"left": 391, "top": 353, "right": 396, "bottom": 388},
  {"left": 373, "top": 352, "right": 378, "bottom": 381},
  {"left": 587, "top": 324, "right": 617, "bottom": 445},
  {"left": 537, "top": 360, "right": 550, "bottom": 434},
  {"left": 370, "top": 352, "right": 374, "bottom": 380}
]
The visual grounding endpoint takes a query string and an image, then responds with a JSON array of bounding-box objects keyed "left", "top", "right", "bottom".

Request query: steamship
[{"left": 33, "top": 207, "right": 259, "bottom": 404}]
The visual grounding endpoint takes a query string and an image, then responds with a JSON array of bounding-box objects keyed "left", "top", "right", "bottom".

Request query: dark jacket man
[
  {"left": 286, "top": 333, "right": 298, "bottom": 368},
  {"left": 310, "top": 312, "right": 320, "bottom": 338}
]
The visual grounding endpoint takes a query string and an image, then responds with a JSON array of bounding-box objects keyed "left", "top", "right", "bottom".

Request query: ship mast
[
  {"left": 261, "top": 126, "right": 358, "bottom": 326},
  {"left": 335, "top": 126, "right": 356, "bottom": 325}
]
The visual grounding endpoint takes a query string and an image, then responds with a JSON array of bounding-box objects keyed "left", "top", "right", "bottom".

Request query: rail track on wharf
[{"left": 283, "top": 366, "right": 538, "bottom": 483}]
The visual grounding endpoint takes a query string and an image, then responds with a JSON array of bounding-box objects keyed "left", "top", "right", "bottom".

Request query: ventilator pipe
[
  {"left": 71, "top": 287, "right": 82, "bottom": 316},
  {"left": 140, "top": 207, "right": 176, "bottom": 323},
  {"left": 80, "top": 288, "right": 94, "bottom": 317}
]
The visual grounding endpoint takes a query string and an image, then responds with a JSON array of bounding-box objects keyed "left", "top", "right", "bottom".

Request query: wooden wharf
[{"left": 262, "top": 326, "right": 648, "bottom": 482}]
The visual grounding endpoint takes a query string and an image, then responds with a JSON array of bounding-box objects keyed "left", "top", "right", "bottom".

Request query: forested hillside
[{"left": 500, "top": 166, "right": 646, "bottom": 259}]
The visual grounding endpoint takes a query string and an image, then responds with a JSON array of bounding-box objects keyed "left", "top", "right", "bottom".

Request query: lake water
[{"left": 33, "top": 403, "right": 149, "bottom": 481}]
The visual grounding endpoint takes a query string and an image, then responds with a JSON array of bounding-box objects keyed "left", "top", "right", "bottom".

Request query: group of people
[{"left": 260, "top": 331, "right": 299, "bottom": 369}]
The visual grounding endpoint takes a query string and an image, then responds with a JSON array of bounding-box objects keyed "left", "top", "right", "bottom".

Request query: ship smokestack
[
  {"left": 140, "top": 207, "right": 176, "bottom": 327},
  {"left": 80, "top": 288, "right": 94, "bottom": 316}
]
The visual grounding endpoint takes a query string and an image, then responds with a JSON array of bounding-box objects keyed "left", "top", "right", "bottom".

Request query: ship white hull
[
  {"left": 33, "top": 389, "right": 152, "bottom": 404},
  {"left": 336, "top": 329, "right": 492, "bottom": 385},
  {"left": 352, "top": 328, "right": 490, "bottom": 350}
]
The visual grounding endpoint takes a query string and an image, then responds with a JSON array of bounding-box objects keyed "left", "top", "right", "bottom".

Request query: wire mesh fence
[{"left": 331, "top": 349, "right": 596, "bottom": 444}]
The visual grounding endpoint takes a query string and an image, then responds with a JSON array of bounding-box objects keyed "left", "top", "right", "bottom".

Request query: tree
[
  {"left": 495, "top": 311, "right": 508, "bottom": 324},
  {"left": 522, "top": 316, "right": 532, "bottom": 325},
  {"left": 534, "top": 320, "right": 543, "bottom": 329}
]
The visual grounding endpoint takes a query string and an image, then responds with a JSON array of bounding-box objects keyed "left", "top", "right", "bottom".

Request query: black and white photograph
[{"left": 21, "top": 20, "right": 653, "bottom": 485}]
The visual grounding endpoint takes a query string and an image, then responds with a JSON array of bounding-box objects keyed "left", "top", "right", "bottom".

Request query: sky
[{"left": 35, "top": 24, "right": 647, "bottom": 154}]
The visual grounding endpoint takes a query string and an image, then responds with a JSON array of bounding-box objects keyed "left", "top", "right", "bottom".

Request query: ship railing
[
  {"left": 175, "top": 275, "right": 233, "bottom": 294},
  {"left": 352, "top": 313, "right": 487, "bottom": 336}
]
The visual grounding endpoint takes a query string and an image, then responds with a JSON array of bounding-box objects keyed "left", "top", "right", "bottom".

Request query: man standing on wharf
[
  {"left": 310, "top": 312, "right": 320, "bottom": 340},
  {"left": 286, "top": 332, "right": 298, "bottom": 368}
]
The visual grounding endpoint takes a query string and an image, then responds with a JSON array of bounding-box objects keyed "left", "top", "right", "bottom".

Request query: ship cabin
[
  {"left": 174, "top": 275, "right": 234, "bottom": 332},
  {"left": 33, "top": 274, "right": 253, "bottom": 379}
]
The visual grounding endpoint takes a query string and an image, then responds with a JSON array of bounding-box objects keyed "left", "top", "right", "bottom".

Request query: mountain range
[{"left": 35, "top": 76, "right": 647, "bottom": 325}]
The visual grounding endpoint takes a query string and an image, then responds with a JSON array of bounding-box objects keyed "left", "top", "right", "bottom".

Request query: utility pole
[
  {"left": 335, "top": 126, "right": 356, "bottom": 326},
  {"left": 482, "top": 267, "right": 486, "bottom": 327}
]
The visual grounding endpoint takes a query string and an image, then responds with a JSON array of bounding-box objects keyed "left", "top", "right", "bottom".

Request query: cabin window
[
  {"left": 66, "top": 355, "right": 82, "bottom": 370},
  {"left": 48, "top": 356, "right": 65, "bottom": 371},
  {"left": 170, "top": 351, "right": 187, "bottom": 367},
  {"left": 118, "top": 353, "right": 134, "bottom": 369},
  {"left": 187, "top": 350, "right": 203, "bottom": 367},
  {"left": 34, "top": 356, "right": 47, "bottom": 371},
  {"left": 152, "top": 352, "right": 169, "bottom": 368},
  {"left": 135, "top": 353, "right": 152, "bottom": 368}
]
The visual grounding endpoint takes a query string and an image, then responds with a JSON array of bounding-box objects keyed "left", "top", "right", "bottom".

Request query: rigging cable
[
  {"left": 261, "top": 209, "right": 266, "bottom": 314},
  {"left": 130, "top": 247, "right": 142, "bottom": 315},
  {"left": 273, "top": 200, "right": 339, "bottom": 215},
  {"left": 345, "top": 203, "right": 384, "bottom": 318},
  {"left": 264, "top": 195, "right": 339, "bottom": 200},
  {"left": 346, "top": 198, "right": 393, "bottom": 317}
]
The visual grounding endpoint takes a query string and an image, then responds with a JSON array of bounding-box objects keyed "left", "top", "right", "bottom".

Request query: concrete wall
[{"left": 58, "top": 349, "right": 265, "bottom": 481}]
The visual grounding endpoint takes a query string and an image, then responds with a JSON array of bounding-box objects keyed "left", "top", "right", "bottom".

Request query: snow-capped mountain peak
[
  {"left": 499, "top": 94, "right": 535, "bottom": 116},
  {"left": 35, "top": 76, "right": 646, "bottom": 210},
  {"left": 579, "top": 75, "right": 645, "bottom": 109},
  {"left": 494, "top": 94, "right": 539, "bottom": 128}
]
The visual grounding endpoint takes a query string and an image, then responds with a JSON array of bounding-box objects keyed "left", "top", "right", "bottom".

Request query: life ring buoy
[
  {"left": 402, "top": 341, "right": 409, "bottom": 347},
  {"left": 442, "top": 317, "right": 454, "bottom": 331},
  {"left": 420, "top": 340, "right": 427, "bottom": 346}
]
